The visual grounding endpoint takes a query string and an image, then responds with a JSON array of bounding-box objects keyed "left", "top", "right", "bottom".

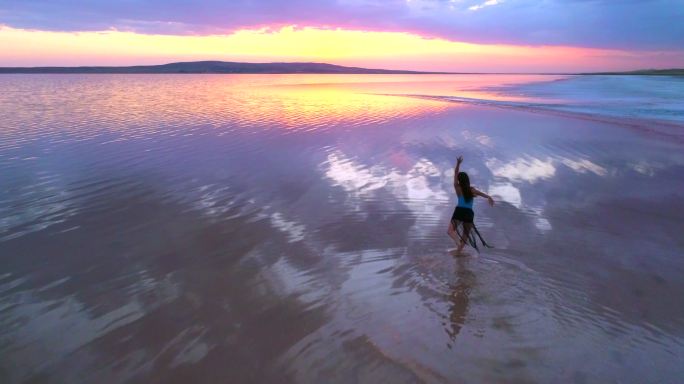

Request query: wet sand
[{"left": 1, "top": 74, "right": 683, "bottom": 383}]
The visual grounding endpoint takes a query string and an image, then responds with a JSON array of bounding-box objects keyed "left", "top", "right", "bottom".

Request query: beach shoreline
[{"left": 403, "top": 93, "right": 684, "bottom": 143}]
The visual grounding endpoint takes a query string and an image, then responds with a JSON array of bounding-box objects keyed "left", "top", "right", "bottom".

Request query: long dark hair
[{"left": 458, "top": 172, "right": 473, "bottom": 202}]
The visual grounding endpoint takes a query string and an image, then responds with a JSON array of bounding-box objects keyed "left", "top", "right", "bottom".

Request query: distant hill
[
  {"left": 0, "top": 61, "right": 446, "bottom": 74},
  {"left": 582, "top": 68, "right": 684, "bottom": 76},
  {"left": 2, "top": 61, "right": 680, "bottom": 75}
]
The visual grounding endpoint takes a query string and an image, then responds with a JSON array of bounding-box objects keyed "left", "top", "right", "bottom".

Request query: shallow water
[
  {"left": 1, "top": 74, "right": 683, "bottom": 383},
  {"left": 425, "top": 74, "right": 684, "bottom": 125}
]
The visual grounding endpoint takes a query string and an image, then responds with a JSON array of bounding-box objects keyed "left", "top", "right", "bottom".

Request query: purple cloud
[{"left": 1, "top": 0, "right": 682, "bottom": 50}]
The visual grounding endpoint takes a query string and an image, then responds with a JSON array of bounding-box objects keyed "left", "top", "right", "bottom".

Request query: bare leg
[
  {"left": 456, "top": 223, "right": 472, "bottom": 253},
  {"left": 447, "top": 221, "right": 460, "bottom": 246}
]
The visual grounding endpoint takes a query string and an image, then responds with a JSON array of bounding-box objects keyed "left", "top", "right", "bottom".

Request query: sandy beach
[{"left": 1, "top": 74, "right": 683, "bottom": 383}]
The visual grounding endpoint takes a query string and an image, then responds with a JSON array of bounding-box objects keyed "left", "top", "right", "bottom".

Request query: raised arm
[
  {"left": 453, "top": 156, "right": 463, "bottom": 192},
  {"left": 472, "top": 187, "right": 495, "bottom": 207}
]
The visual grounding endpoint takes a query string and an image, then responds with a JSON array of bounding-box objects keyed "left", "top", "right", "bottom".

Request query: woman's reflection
[{"left": 445, "top": 257, "right": 475, "bottom": 344}]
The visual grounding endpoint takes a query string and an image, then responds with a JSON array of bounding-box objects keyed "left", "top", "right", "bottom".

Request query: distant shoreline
[
  {"left": 580, "top": 69, "right": 684, "bottom": 76},
  {"left": 0, "top": 61, "right": 449, "bottom": 75},
  {"left": 0, "top": 61, "right": 682, "bottom": 75}
]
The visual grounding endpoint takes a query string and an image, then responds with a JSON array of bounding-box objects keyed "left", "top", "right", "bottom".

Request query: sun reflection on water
[{"left": 0, "top": 74, "right": 464, "bottom": 146}]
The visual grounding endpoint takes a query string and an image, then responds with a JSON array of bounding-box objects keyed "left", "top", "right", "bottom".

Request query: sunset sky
[{"left": 1, "top": 0, "right": 683, "bottom": 72}]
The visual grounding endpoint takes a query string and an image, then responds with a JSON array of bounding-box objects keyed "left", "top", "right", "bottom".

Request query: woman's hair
[{"left": 458, "top": 172, "right": 473, "bottom": 202}]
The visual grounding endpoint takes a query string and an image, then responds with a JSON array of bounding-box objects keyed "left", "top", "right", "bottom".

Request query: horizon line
[{"left": 0, "top": 60, "right": 682, "bottom": 76}]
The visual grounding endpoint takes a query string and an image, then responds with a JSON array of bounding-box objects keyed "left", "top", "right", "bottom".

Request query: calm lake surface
[{"left": 1, "top": 74, "right": 683, "bottom": 383}]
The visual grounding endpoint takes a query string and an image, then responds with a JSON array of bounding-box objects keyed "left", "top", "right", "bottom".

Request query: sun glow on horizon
[{"left": 1, "top": 25, "right": 681, "bottom": 72}]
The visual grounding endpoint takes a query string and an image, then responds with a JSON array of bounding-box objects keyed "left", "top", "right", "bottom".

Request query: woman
[{"left": 448, "top": 156, "right": 494, "bottom": 253}]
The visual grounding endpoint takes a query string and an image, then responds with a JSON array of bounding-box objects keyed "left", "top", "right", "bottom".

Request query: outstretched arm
[{"left": 473, "top": 187, "right": 495, "bottom": 207}]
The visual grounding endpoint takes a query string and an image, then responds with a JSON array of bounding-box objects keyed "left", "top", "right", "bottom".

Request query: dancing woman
[{"left": 447, "top": 156, "right": 495, "bottom": 253}]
